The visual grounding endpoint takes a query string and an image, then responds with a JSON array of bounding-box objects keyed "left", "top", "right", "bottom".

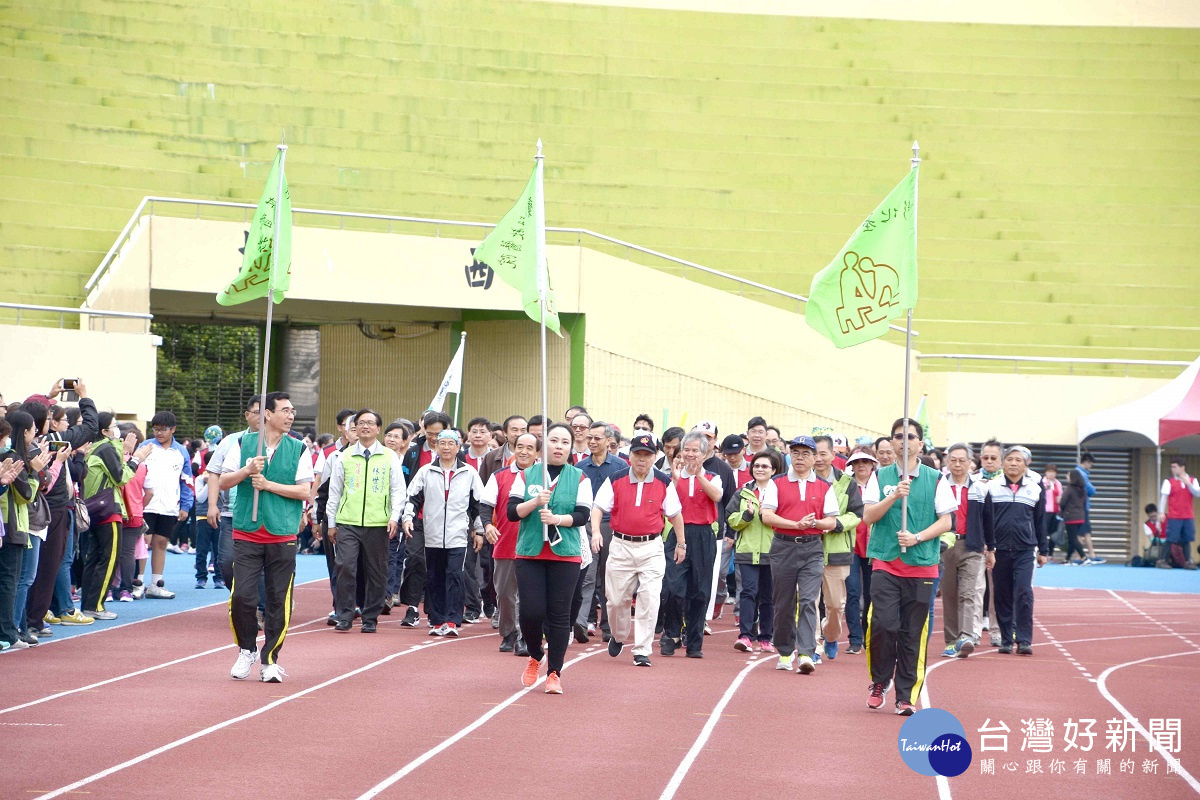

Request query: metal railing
[
  {"left": 0, "top": 302, "right": 154, "bottom": 333},
  {"left": 84, "top": 195, "right": 918, "bottom": 335},
  {"left": 919, "top": 353, "right": 1192, "bottom": 374}
]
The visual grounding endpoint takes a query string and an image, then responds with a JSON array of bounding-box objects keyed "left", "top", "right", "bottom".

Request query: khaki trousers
[
  {"left": 941, "top": 539, "right": 985, "bottom": 645},
  {"left": 605, "top": 536, "right": 666, "bottom": 657}
]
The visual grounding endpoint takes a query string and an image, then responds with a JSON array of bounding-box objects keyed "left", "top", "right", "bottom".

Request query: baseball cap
[
  {"left": 854, "top": 435, "right": 875, "bottom": 447},
  {"left": 437, "top": 430, "right": 462, "bottom": 443},
  {"left": 831, "top": 433, "right": 848, "bottom": 448},
  {"left": 693, "top": 420, "right": 718, "bottom": 437},
  {"left": 787, "top": 435, "right": 817, "bottom": 451},
  {"left": 629, "top": 433, "right": 656, "bottom": 454},
  {"left": 846, "top": 450, "right": 879, "bottom": 466},
  {"left": 719, "top": 434, "right": 744, "bottom": 455}
]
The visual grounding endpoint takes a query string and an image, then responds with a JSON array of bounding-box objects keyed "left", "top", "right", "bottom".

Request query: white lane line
[
  {"left": 1106, "top": 589, "right": 1199, "bottom": 648},
  {"left": 658, "top": 656, "right": 772, "bottom": 800},
  {"left": 1097, "top": 649, "right": 1200, "bottom": 795},
  {"left": 32, "top": 632, "right": 494, "bottom": 800},
  {"left": 0, "top": 615, "right": 328, "bottom": 716},
  {"left": 356, "top": 648, "right": 604, "bottom": 799},
  {"left": 1035, "top": 617, "right": 1094, "bottom": 681},
  {"left": 6, "top": 577, "right": 328, "bottom": 649},
  {"left": 918, "top": 657, "right": 956, "bottom": 800}
]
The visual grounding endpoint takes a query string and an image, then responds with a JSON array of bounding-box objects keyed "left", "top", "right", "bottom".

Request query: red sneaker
[
  {"left": 544, "top": 671, "right": 563, "bottom": 694},
  {"left": 867, "top": 682, "right": 887, "bottom": 710},
  {"left": 521, "top": 657, "right": 541, "bottom": 688}
]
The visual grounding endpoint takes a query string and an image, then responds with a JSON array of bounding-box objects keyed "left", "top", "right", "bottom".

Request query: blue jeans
[
  {"left": 194, "top": 517, "right": 222, "bottom": 583},
  {"left": 15, "top": 535, "right": 42, "bottom": 633},
  {"left": 735, "top": 562, "right": 774, "bottom": 642},
  {"left": 51, "top": 509, "right": 77, "bottom": 617},
  {"left": 845, "top": 552, "right": 872, "bottom": 647}
]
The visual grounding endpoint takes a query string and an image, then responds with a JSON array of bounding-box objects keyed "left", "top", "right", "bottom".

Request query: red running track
[{"left": 2, "top": 584, "right": 1197, "bottom": 800}]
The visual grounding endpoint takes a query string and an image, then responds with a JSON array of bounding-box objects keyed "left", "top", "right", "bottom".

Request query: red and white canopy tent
[{"left": 1077, "top": 354, "right": 1200, "bottom": 488}]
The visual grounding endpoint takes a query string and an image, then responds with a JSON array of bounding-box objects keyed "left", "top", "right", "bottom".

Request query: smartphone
[
  {"left": 62, "top": 378, "right": 79, "bottom": 402},
  {"left": 46, "top": 440, "right": 69, "bottom": 451}
]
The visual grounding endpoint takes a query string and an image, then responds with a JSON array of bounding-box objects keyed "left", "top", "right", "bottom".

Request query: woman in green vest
[{"left": 508, "top": 423, "right": 594, "bottom": 695}]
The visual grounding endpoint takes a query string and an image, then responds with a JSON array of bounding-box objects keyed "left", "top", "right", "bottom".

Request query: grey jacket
[{"left": 403, "top": 461, "right": 485, "bottom": 549}]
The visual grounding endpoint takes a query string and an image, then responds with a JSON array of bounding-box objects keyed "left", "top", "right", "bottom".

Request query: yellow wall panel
[{"left": 460, "top": 320, "right": 571, "bottom": 425}]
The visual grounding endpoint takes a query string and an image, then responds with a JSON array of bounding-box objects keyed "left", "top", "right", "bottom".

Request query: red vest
[
  {"left": 609, "top": 471, "right": 671, "bottom": 536},
  {"left": 770, "top": 473, "right": 832, "bottom": 537},
  {"left": 727, "top": 462, "right": 751, "bottom": 492},
  {"left": 949, "top": 481, "right": 970, "bottom": 536},
  {"left": 1167, "top": 478, "right": 1196, "bottom": 520},
  {"left": 491, "top": 467, "right": 521, "bottom": 559},
  {"left": 676, "top": 472, "right": 719, "bottom": 525}
]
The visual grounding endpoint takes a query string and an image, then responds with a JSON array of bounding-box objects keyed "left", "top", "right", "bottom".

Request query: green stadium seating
[{"left": 1, "top": 0, "right": 1197, "bottom": 371}]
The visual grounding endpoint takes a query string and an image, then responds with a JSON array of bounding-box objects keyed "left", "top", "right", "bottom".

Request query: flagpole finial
[
  {"left": 536, "top": 139, "right": 543, "bottom": 159},
  {"left": 911, "top": 140, "right": 920, "bottom": 168}
]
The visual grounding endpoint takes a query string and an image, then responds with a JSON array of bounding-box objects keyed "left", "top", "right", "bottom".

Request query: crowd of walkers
[{"left": 6, "top": 387, "right": 1194, "bottom": 714}]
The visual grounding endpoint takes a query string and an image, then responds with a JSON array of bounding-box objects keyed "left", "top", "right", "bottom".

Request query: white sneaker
[
  {"left": 428, "top": 623, "right": 448, "bottom": 637},
  {"left": 166, "top": 544, "right": 184, "bottom": 554},
  {"left": 797, "top": 655, "right": 816, "bottom": 674},
  {"left": 84, "top": 608, "right": 117, "bottom": 620},
  {"left": 231, "top": 649, "right": 257, "bottom": 680},
  {"left": 260, "top": 663, "right": 287, "bottom": 683},
  {"left": 131, "top": 584, "right": 146, "bottom": 599},
  {"left": 145, "top": 583, "right": 176, "bottom": 599},
  {"left": 776, "top": 654, "right": 794, "bottom": 671}
]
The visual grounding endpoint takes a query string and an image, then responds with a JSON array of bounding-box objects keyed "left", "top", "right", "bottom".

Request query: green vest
[
  {"left": 232, "top": 432, "right": 305, "bottom": 537},
  {"left": 516, "top": 462, "right": 583, "bottom": 558},
  {"left": 865, "top": 462, "right": 942, "bottom": 567},
  {"left": 335, "top": 446, "right": 394, "bottom": 527},
  {"left": 821, "top": 471, "right": 857, "bottom": 565},
  {"left": 83, "top": 438, "right": 132, "bottom": 518}
]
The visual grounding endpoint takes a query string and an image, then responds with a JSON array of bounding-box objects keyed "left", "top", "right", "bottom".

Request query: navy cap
[
  {"left": 629, "top": 434, "right": 656, "bottom": 454},
  {"left": 787, "top": 435, "right": 817, "bottom": 451},
  {"left": 719, "top": 434, "right": 744, "bottom": 455}
]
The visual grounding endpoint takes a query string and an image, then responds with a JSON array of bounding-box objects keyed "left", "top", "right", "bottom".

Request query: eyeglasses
[
  {"left": 752, "top": 463, "right": 773, "bottom": 470},
  {"left": 356, "top": 420, "right": 378, "bottom": 427},
  {"left": 570, "top": 424, "right": 589, "bottom": 430},
  {"left": 584, "top": 435, "right": 606, "bottom": 442},
  {"left": 892, "top": 432, "right": 920, "bottom": 440},
  {"left": 272, "top": 408, "right": 297, "bottom": 416}
]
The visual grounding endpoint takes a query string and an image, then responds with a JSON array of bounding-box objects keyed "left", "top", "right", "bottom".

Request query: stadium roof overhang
[{"left": 1078, "top": 354, "right": 1200, "bottom": 450}]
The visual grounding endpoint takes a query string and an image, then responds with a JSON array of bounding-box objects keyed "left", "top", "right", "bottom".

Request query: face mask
[{"left": 0, "top": 437, "right": 9, "bottom": 451}]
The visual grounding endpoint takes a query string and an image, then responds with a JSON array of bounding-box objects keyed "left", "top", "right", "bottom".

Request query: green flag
[
  {"left": 805, "top": 167, "right": 917, "bottom": 348},
  {"left": 916, "top": 394, "right": 932, "bottom": 449},
  {"left": 472, "top": 167, "right": 561, "bottom": 335},
  {"left": 217, "top": 149, "right": 292, "bottom": 306}
]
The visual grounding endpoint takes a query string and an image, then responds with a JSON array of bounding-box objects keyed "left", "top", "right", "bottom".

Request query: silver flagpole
[
  {"left": 253, "top": 137, "right": 287, "bottom": 523},
  {"left": 535, "top": 139, "right": 549, "bottom": 542},
  {"left": 900, "top": 140, "right": 920, "bottom": 552}
]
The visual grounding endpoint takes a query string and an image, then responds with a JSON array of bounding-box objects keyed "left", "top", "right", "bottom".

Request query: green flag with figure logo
[
  {"left": 217, "top": 149, "right": 292, "bottom": 306},
  {"left": 805, "top": 167, "right": 917, "bottom": 348},
  {"left": 472, "top": 167, "right": 561, "bottom": 335},
  {"left": 916, "top": 394, "right": 932, "bottom": 449}
]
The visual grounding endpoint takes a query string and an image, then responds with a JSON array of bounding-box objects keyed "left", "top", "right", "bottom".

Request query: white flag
[{"left": 429, "top": 335, "right": 466, "bottom": 412}]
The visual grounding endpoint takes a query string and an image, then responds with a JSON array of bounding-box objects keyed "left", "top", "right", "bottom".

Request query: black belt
[
  {"left": 773, "top": 533, "right": 821, "bottom": 542},
  {"left": 613, "top": 532, "right": 660, "bottom": 542}
]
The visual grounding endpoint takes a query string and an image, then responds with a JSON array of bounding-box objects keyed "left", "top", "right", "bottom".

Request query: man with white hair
[{"left": 969, "top": 444, "right": 1047, "bottom": 656}]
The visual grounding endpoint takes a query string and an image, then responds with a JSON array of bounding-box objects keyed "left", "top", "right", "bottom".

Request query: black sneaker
[
  {"left": 608, "top": 638, "right": 624, "bottom": 658},
  {"left": 326, "top": 612, "right": 338, "bottom": 627},
  {"left": 634, "top": 654, "right": 651, "bottom": 667},
  {"left": 660, "top": 637, "right": 677, "bottom": 657},
  {"left": 463, "top": 611, "right": 481, "bottom": 625},
  {"left": 334, "top": 620, "right": 352, "bottom": 632},
  {"left": 999, "top": 644, "right": 1013, "bottom": 655},
  {"left": 686, "top": 650, "right": 703, "bottom": 659},
  {"left": 401, "top": 607, "right": 419, "bottom": 628},
  {"left": 515, "top": 637, "right": 529, "bottom": 657},
  {"left": 361, "top": 620, "right": 377, "bottom": 633},
  {"left": 499, "top": 633, "right": 516, "bottom": 653},
  {"left": 573, "top": 622, "right": 589, "bottom": 644},
  {"left": 1017, "top": 643, "right": 1033, "bottom": 656}
]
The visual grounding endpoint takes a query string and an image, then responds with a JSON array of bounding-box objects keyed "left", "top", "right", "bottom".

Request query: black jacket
[
  {"left": 42, "top": 398, "right": 99, "bottom": 509},
  {"left": 1060, "top": 472, "right": 1088, "bottom": 523}
]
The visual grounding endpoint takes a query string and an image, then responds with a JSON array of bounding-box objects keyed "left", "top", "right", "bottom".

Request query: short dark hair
[
  {"left": 65, "top": 407, "right": 81, "bottom": 426},
  {"left": 1044, "top": 463, "right": 1058, "bottom": 473},
  {"left": 750, "top": 449, "right": 784, "bottom": 477},
  {"left": 1171, "top": 457, "right": 1187, "bottom": 467},
  {"left": 661, "top": 426, "right": 684, "bottom": 444},
  {"left": 565, "top": 405, "right": 588, "bottom": 418},
  {"left": 528, "top": 414, "right": 546, "bottom": 428},
  {"left": 747, "top": 416, "right": 767, "bottom": 431},
  {"left": 874, "top": 436, "right": 890, "bottom": 451},
  {"left": 813, "top": 434, "right": 834, "bottom": 451},
  {"left": 336, "top": 408, "right": 357, "bottom": 426},
  {"left": 980, "top": 437, "right": 1003, "bottom": 453},
  {"left": 467, "top": 417, "right": 490, "bottom": 430},
  {"left": 317, "top": 433, "right": 335, "bottom": 447},
  {"left": 356, "top": 408, "right": 383, "bottom": 427},
  {"left": 384, "top": 422, "right": 409, "bottom": 437},
  {"left": 263, "top": 391, "right": 290, "bottom": 412},
  {"left": 20, "top": 400, "right": 47, "bottom": 433},
  {"left": 634, "top": 413, "right": 655, "bottom": 432},
  {"left": 1080, "top": 452, "right": 1095, "bottom": 465},
  {"left": 1146, "top": 503, "right": 1158, "bottom": 514},
  {"left": 150, "top": 410, "right": 178, "bottom": 429},
  {"left": 95, "top": 411, "right": 116, "bottom": 441},
  {"left": 890, "top": 417, "right": 923, "bottom": 441},
  {"left": 503, "top": 415, "right": 527, "bottom": 432},
  {"left": 766, "top": 425, "right": 782, "bottom": 438},
  {"left": 246, "top": 394, "right": 262, "bottom": 412},
  {"left": 546, "top": 422, "right": 573, "bottom": 442},
  {"left": 423, "top": 411, "right": 451, "bottom": 431}
]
